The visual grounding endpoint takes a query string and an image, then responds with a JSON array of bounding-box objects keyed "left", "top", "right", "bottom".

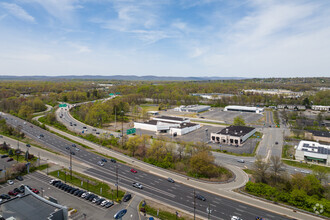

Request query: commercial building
[
  {"left": 295, "top": 140, "right": 330, "bottom": 166},
  {"left": 277, "top": 104, "right": 306, "bottom": 111},
  {"left": 191, "top": 93, "right": 234, "bottom": 100},
  {"left": 243, "top": 89, "right": 303, "bottom": 98},
  {"left": 311, "top": 105, "right": 330, "bottom": 111},
  {"left": 305, "top": 130, "right": 330, "bottom": 143},
  {"left": 134, "top": 116, "right": 200, "bottom": 136},
  {"left": 174, "top": 105, "right": 211, "bottom": 113},
  {"left": 224, "top": 105, "right": 264, "bottom": 114},
  {"left": 210, "top": 125, "right": 256, "bottom": 146},
  {"left": 0, "top": 186, "right": 68, "bottom": 220}
]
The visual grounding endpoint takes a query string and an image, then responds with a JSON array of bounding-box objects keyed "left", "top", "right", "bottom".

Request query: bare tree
[
  {"left": 270, "top": 156, "right": 285, "bottom": 184},
  {"left": 252, "top": 155, "right": 270, "bottom": 183}
]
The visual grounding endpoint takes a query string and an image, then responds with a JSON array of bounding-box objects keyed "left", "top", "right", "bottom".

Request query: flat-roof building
[
  {"left": 305, "top": 130, "right": 330, "bottom": 143},
  {"left": 277, "top": 105, "right": 306, "bottom": 110},
  {"left": 191, "top": 93, "right": 234, "bottom": 100},
  {"left": 0, "top": 186, "right": 68, "bottom": 220},
  {"left": 295, "top": 140, "right": 330, "bottom": 166},
  {"left": 210, "top": 125, "right": 256, "bottom": 146},
  {"left": 224, "top": 105, "right": 264, "bottom": 114},
  {"left": 134, "top": 116, "right": 200, "bottom": 136},
  {"left": 311, "top": 105, "right": 330, "bottom": 111},
  {"left": 174, "top": 105, "right": 211, "bottom": 113}
]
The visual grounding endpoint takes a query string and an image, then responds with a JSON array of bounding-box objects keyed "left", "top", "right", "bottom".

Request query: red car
[
  {"left": 32, "top": 188, "right": 39, "bottom": 194},
  {"left": 7, "top": 158, "right": 13, "bottom": 162},
  {"left": 130, "top": 169, "right": 137, "bottom": 173},
  {"left": 8, "top": 191, "right": 18, "bottom": 196}
]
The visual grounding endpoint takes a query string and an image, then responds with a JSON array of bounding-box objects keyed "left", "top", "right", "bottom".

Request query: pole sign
[
  {"left": 126, "top": 128, "right": 136, "bottom": 135},
  {"left": 114, "top": 209, "right": 127, "bottom": 219}
]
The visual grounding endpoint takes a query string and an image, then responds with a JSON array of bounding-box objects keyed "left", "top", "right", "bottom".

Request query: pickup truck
[{"left": 132, "top": 182, "right": 143, "bottom": 189}]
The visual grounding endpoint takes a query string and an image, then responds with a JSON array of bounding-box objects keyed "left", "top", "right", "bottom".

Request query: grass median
[{"left": 49, "top": 169, "right": 125, "bottom": 202}]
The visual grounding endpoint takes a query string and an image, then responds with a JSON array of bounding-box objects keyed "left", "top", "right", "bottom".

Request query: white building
[
  {"left": 295, "top": 140, "right": 330, "bottom": 166},
  {"left": 277, "top": 105, "right": 306, "bottom": 111},
  {"left": 191, "top": 93, "right": 234, "bottom": 100},
  {"left": 210, "top": 125, "right": 256, "bottom": 146},
  {"left": 311, "top": 105, "right": 330, "bottom": 111},
  {"left": 174, "top": 105, "right": 211, "bottom": 113},
  {"left": 224, "top": 105, "right": 264, "bottom": 114},
  {"left": 134, "top": 116, "right": 200, "bottom": 136},
  {"left": 243, "top": 89, "right": 303, "bottom": 98}
]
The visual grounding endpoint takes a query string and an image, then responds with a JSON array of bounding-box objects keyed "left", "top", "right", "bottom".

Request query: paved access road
[{"left": 1, "top": 113, "right": 293, "bottom": 220}]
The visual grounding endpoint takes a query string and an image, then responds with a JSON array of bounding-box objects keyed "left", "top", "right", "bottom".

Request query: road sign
[
  {"left": 114, "top": 209, "right": 127, "bottom": 219},
  {"left": 59, "top": 104, "right": 67, "bottom": 108},
  {"left": 109, "top": 93, "right": 114, "bottom": 96},
  {"left": 126, "top": 128, "right": 136, "bottom": 135},
  {"left": 115, "top": 92, "right": 120, "bottom": 95}
]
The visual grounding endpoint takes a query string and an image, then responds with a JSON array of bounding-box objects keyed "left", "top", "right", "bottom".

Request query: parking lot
[
  {"left": 0, "top": 171, "right": 143, "bottom": 220},
  {"left": 199, "top": 108, "right": 263, "bottom": 124}
]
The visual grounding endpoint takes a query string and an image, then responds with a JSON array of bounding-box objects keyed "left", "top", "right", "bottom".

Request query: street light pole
[
  {"left": 121, "top": 110, "right": 124, "bottom": 147},
  {"left": 70, "top": 151, "right": 72, "bottom": 180}
]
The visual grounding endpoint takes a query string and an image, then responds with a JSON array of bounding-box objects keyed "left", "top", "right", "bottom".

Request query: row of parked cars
[
  {"left": 0, "top": 185, "right": 39, "bottom": 203},
  {"left": 49, "top": 179, "right": 114, "bottom": 208}
]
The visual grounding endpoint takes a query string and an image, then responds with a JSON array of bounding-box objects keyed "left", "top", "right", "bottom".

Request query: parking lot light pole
[
  {"left": 46, "top": 159, "right": 49, "bottom": 175},
  {"left": 69, "top": 151, "right": 72, "bottom": 180}
]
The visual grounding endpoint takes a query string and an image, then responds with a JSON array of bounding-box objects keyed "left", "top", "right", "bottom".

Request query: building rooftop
[
  {"left": 0, "top": 194, "right": 61, "bottom": 220},
  {"left": 179, "top": 122, "right": 198, "bottom": 128},
  {"left": 296, "top": 140, "right": 329, "bottom": 155},
  {"left": 224, "top": 105, "right": 263, "bottom": 111},
  {"left": 216, "top": 125, "right": 255, "bottom": 137},
  {"left": 154, "top": 116, "right": 186, "bottom": 121},
  {"left": 308, "top": 130, "right": 330, "bottom": 138}
]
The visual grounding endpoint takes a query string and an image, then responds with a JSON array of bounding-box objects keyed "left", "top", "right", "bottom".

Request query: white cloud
[
  {"left": 0, "top": 2, "right": 35, "bottom": 23},
  {"left": 67, "top": 42, "right": 91, "bottom": 53}
]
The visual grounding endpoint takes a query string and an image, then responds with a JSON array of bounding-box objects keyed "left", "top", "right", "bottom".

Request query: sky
[{"left": 0, "top": 0, "right": 330, "bottom": 78}]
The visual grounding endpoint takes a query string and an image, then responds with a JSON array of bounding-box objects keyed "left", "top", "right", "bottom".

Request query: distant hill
[{"left": 0, "top": 75, "right": 245, "bottom": 81}]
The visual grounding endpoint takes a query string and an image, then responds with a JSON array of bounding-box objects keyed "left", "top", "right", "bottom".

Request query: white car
[
  {"left": 7, "top": 180, "right": 14, "bottom": 185},
  {"left": 101, "top": 200, "right": 109, "bottom": 207},
  {"left": 81, "top": 192, "right": 90, "bottom": 198},
  {"left": 49, "top": 179, "right": 56, "bottom": 184},
  {"left": 231, "top": 216, "right": 243, "bottom": 220},
  {"left": 97, "top": 161, "right": 104, "bottom": 166},
  {"left": 132, "top": 182, "right": 143, "bottom": 189}
]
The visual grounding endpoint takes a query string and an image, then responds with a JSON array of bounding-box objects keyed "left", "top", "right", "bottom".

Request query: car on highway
[
  {"left": 237, "top": 159, "right": 245, "bottom": 163},
  {"left": 70, "top": 151, "right": 75, "bottom": 155},
  {"left": 75, "top": 147, "right": 80, "bottom": 151},
  {"left": 40, "top": 134, "right": 44, "bottom": 137},
  {"left": 101, "top": 158, "right": 107, "bottom": 163},
  {"left": 37, "top": 136, "right": 41, "bottom": 139},
  {"left": 96, "top": 132, "right": 100, "bottom": 134},
  {"left": 195, "top": 194, "right": 206, "bottom": 201},
  {"left": 167, "top": 177, "right": 175, "bottom": 183},
  {"left": 110, "top": 158, "right": 116, "bottom": 163},
  {"left": 132, "top": 182, "right": 143, "bottom": 189},
  {"left": 73, "top": 123, "right": 77, "bottom": 126},
  {"left": 65, "top": 146, "right": 70, "bottom": 150},
  {"left": 83, "top": 126, "right": 87, "bottom": 129},
  {"left": 7, "top": 158, "right": 13, "bottom": 162},
  {"left": 231, "top": 216, "right": 243, "bottom": 220},
  {"left": 16, "top": 176, "right": 23, "bottom": 181},
  {"left": 92, "top": 129, "right": 97, "bottom": 131},
  {"left": 1, "top": 155, "right": 8, "bottom": 158},
  {"left": 130, "top": 168, "right": 137, "bottom": 173},
  {"left": 97, "top": 161, "right": 105, "bottom": 166},
  {"left": 275, "top": 141, "right": 278, "bottom": 145},
  {"left": 123, "top": 194, "right": 132, "bottom": 202}
]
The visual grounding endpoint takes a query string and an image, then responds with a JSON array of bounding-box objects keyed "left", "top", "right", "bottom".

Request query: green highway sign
[
  {"left": 126, "top": 128, "right": 136, "bottom": 135},
  {"left": 59, "top": 104, "right": 67, "bottom": 107},
  {"left": 109, "top": 93, "right": 114, "bottom": 96},
  {"left": 115, "top": 92, "right": 120, "bottom": 95}
]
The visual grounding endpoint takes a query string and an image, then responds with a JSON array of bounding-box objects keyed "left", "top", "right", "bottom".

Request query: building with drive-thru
[
  {"left": 210, "top": 125, "right": 256, "bottom": 146},
  {"left": 295, "top": 140, "right": 329, "bottom": 166},
  {"left": 134, "top": 116, "right": 200, "bottom": 136}
]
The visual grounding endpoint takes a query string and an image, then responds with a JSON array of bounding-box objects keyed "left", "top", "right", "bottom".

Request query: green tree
[
  {"left": 8, "top": 149, "right": 13, "bottom": 156},
  {"left": 313, "top": 166, "right": 329, "bottom": 184},
  {"left": 233, "top": 116, "right": 246, "bottom": 126},
  {"left": 252, "top": 155, "right": 270, "bottom": 183},
  {"left": 269, "top": 156, "right": 285, "bottom": 185},
  {"left": 189, "top": 151, "right": 217, "bottom": 178},
  {"left": 127, "top": 136, "right": 142, "bottom": 157}
]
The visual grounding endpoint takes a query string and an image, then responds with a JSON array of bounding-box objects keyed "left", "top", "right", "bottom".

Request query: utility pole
[
  {"left": 121, "top": 110, "right": 124, "bottom": 147},
  {"left": 193, "top": 189, "right": 196, "bottom": 220},
  {"left": 47, "top": 159, "right": 49, "bottom": 175},
  {"left": 114, "top": 107, "right": 116, "bottom": 130},
  {"left": 116, "top": 166, "right": 119, "bottom": 199},
  {"left": 70, "top": 151, "right": 72, "bottom": 180}
]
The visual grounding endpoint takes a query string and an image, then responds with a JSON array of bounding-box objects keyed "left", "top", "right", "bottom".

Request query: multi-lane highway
[{"left": 1, "top": 113, "right": 295, "bottom": 220}]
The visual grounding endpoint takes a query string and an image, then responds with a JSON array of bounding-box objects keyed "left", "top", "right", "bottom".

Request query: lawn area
[
  {"left": 282, "top": 159, "right": 330, "bottom": 172},
  {"left": 243, "top": 169, "right": 254, "bottom": 174},
  {"left": 49, "top": 169, "right": 125, "bottom": 202},
  {"left": 139, "top": 201, "right": 186, "bottom": 220},
  {"left": 140, "top": 104, "right": 159, "bottom": 112}
]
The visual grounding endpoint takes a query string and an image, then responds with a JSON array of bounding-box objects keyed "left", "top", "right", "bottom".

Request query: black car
[
  {"left": 167, "top": 177, "right": 175, "bottom": 183},
  {"left": 110, "top": 159, "right": 116, "bottom": 163},
  {"left": 70, "top": 188, "right": 78, "bottom": 194},
  {"left": 72, "top": 144, "right": 76, "bottom": 148},
  {"left": 101, "top": 158, "right": 107, "bottom": 162},
  {"left": 19, "top": 185, "right": 25, "bottom": 193},
  {"left": 89, "top": 195, "right": 97, "bottom": 201},
  {"left": 1, "top": 155, "right": 8, "bottom": 158},
  {"left": 70, "top": 151, "right": 75, "bottom": 155},
  {"left": 77, "top": 191, "right": 85, "bottom": 197},
  {"left": 195, "top": 194, "right": 206, "bottom": 201},
  {"left": 54, "top": 182, "right": 62, "bottom": 187},
  {"left": 123, "top": 194, "right": 132, "bottom": 202},
  {"left": 40, "top": 134, "right": 44, "bottom": 137},
  {"left": 61, "top": 184, "right": 68, "bottom": 190},
  {"left": 65, "top": 146, "right": 70, "bottom": 150},
  {"left": 65, "top": 187, "right": 73, "bottom": 192},
  {"left": 104, "top": 201, "right": 114, "bottom": 208},
  {"left": 16, "top": 176, "right": 23, "bottom": 181},
  {"left": 85, "top": 194, "right": 94, "bottom": 200},
  {"left": 96, "top": 198, "right": 105, "bottom": 205},
  {"left": 83, "top": 126, "right": 87, "bottom": 129},
  {"left": 74, "top": 190, "right": 82, "bottom": 196},
  {"left": 0, "top": 194, "right": 11, "bottom": 200}
]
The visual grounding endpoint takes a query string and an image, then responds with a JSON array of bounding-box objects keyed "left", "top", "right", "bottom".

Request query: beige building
[
  {"left": 305, "top": 130, "right": 330, "bottom": 143},
  {"left": 210, "top": 125, "right": 256, "bottom": 146}
]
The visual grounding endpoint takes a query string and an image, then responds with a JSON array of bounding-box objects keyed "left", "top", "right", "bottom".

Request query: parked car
[
  {"left": 167, "top": 177, "right": 175, "bottom": 183},
  {"left": 8, "top": 190, "right": 18, "bottom": 196},
  {"left": 101, "top": 200, "right": 109, "bottom": 206},
  {"left": 77, "top": 191, "right": 85, "bottom": 197},
  {"left": 195, "top": 194, "right": 206, "bottom": 201},
  {"left": 19, "top": 185, "right": 25, "bottom": 193},
  {"left": 231, "top": 216, "right": 243, "bottom": 220},
  {"left": 92, "top": 129, "right": 97, "bottom": 131},
  {"left": 7, "top": 180, "right": 14, "bottom": 185},
  {"left": 81, "top": 192, "right": 90, "bottom": 198},
  {"left": 16, "top": 176, "right": 23, "bottom": 181},
  {"left": 0, "top": 194, "right": 10, "bottom": 200},
  {"left": 104, "top": 201, "right": 114, "bottom": 208},
  {"left": 237, "top": 159, "right": 245, "bottom": 163},
  {"left": 96, "top": 198, "right": 105, "bottom": 205},
  {"left": 32, "top": 188, "right": 39, "bottom": 194},
  {"left": 88, "top": 195, "right": 97, "bottom": 201},
  {"left": 132, "top": 182, "right": 143, "bottom": 189},
  {"left": 123, "top": 194, "right": 132, "bottom": 202},
  {"left": 130, "top": 168, "right": 137, "bottom": 173},
  {"left": 83, "top": 126, "right": 87, "bottom": 129},
  {"left": 7, "top": 158, "right": 13, "bottom": 162},
  {"left": 110, "top": 159, "right": 116, "bottom": 163},
  {"left": 92, "top": 196, "right": 100, "bottom": 203}
]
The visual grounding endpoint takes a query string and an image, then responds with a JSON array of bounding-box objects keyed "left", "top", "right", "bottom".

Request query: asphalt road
[{"left": 0, "top": 113, "right": 292, "bottom": 220}]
